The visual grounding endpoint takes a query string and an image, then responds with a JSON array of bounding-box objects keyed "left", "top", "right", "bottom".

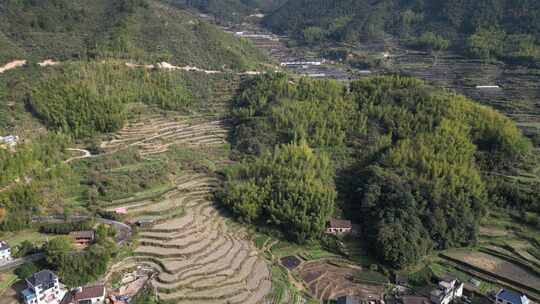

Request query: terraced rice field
[
  {"left": 297, "top": 260, "right": 385, "bottom": 301},
  {"left": 109, "top": 172, "right": 273, "bottom": 303},
  {"left": 105, "top": 114, "right": 273, "bottom": 303},
  {"left": 101, "top": 116, "right": 229, "bottom": 156}
]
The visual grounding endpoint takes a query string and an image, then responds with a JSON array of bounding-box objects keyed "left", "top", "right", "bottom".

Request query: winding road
[{"left": 0, "top": 253, "right": 45, "bottom": 272}]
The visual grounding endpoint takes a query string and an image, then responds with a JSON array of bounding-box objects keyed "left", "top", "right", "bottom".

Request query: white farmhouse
[
  {"left": 430, "top": 276, "right": 464, "bottom": 304},
  {"left": 21, "top": 270, "right": 66, "bottom": 304},
  {"left": 0, "top": 240, "right": 11, "bottom": 263}
]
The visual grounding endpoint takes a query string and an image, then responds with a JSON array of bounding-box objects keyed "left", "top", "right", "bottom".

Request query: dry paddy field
[
  {"left": 444, "top": 250, "right": 540, "bottom": 291},
  {"left": 106, "top": 115, "right": 272, "bottom": 303},
  {"left": 101, "top": 115, "right": 229, "bottom": 156},
  {"left": 297, "top": 260, "right": 385, "bottom": 302}
]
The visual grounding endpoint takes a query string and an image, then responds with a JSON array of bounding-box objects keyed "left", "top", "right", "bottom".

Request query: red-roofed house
[
  {"left": 61, "top": 284, "right": 105, "bottom": 304},
  {"left": 326, "top": 218, "right": 352, "bottom": 234}
]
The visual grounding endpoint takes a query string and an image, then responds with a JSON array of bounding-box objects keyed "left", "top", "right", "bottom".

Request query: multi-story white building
[
  {"left": 430, "top": 276, "right": 464, "bottom": 304},
  {"left": 21, "top": 270, "right": 66, "bottom": 304},
  {"left": 0, "top": 241, "right": 12, "bottom": 263}
]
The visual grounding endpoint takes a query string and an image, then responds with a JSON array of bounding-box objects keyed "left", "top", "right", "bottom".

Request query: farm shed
[
  {"left": 70, "top": 230, "right": 95, "bottom": 246},
  {"left": 326, "top": 218, "right": 353, "bottom": 234}
]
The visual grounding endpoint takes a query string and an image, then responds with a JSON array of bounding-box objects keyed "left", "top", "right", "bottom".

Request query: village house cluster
[
  {"left": 21, "top": 270, "right": 105, "bottom": 304},
  {"left": 395, "top": 275, "right": 531, "bottom": 304}
]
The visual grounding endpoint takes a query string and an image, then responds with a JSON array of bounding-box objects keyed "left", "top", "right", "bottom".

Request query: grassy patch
[
  {"left": 1, "top": 230, "right": 51, "bottom": 247},
  {"left": 0, "top": 271, "right": 17, "bottom": 294}
]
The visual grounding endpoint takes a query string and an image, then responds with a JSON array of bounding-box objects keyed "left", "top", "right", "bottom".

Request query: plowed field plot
[
  {"left": 280, "top": 256, "right": 301, "bottom": 270},
  {"left": 297, "top": 260, "right": 385, "bottom": 301},
  {"left": 108, "top": 173, "right": 271, "bottom": 303},
  {"left": 445, "top": 250, "right": 540, "bottom": 290}
]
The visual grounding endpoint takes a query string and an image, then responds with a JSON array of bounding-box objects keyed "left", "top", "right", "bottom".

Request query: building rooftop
[
  {"left": 61, "top": 285, "right": 105, "bottom": 304},
  {"left": 69, "top": 230, "right": 95, "bottom": 239},
  {"left": 27, "top": 270, "right": 57, "bottom": 287},
  {"left": 328, "top": 218, "right": 352, "bottom": 229},
  {"left": 497, "top": 289, "right": 529, "bottom": 304}
]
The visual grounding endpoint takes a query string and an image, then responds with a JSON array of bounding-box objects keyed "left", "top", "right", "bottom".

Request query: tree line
[
  {"left": 28, "top": 62, "right": 196, "bottom": 139},
  {"left": 264, "top": 0, "right": 540, "bottom": 65}
]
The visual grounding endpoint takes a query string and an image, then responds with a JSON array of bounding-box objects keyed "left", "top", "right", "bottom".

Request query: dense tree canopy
[
  {"left": 219, "top": 141, "right": 336, "bottom": 243},
  {"left": 264, "top": 0, "right": 540, "bottom": 64},
  {"left": 0, "top": 0, "right": 264, "bottom": 69},
  {"left": 224, "top": 73, "right": 535, "bottom": 267},
  {"left": 44, "top": 225, "right": 117, "bottom": 287},
  {"left": 29, "top": 62, "right": 196, "bottom": 138}
]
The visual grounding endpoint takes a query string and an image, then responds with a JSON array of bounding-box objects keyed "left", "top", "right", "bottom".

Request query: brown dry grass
[
  {"left": 297, "top": 260, "right": 385, "bottom": 301},
  {"left": 446, "top": 250, "right": 540, "bottom": 289}
]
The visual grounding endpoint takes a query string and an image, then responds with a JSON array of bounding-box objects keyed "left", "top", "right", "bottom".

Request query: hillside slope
[
  {"left": 169, "top": 0, "right": 287, "bottom": 22},
  {"left": 264, "top": 0, "right": 540, "bottom": 64},
  {"left": 0, "top": 0, "right": 265, "bottom": 69}
]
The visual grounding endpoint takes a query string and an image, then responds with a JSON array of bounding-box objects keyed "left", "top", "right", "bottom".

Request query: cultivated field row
[
  {"left": 109, "top": 173, "right": 272, "bottom": 303},
  {"left": 101, "top": 117, "right": 229, "bottom": 156}
]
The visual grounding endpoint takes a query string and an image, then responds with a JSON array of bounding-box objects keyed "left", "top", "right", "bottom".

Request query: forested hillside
[
  {"left": 221, "top": 73, "right": 539, "bottom": 268},
  {"left": 264, "top": 0, "right": 540, "bottom": 64},
  {"left": 0, "top": 0, "right": 264, "bottom": 69}
]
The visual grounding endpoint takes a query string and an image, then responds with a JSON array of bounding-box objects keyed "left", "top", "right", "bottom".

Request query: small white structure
[
  {"left": 495, "top": 289, "right": 529, "bottom": 304},
  {"left": 0, "top": 135, "right": 19, "bottom": 149},
  {"left": 280, "top": 61, "right": 323, "bottom": 67},
  {"left": 476, "top": 85, "right": 501, "bottom": 89},
  {"left": 60, "top": 285, "right": 106, "bottom": 304},
  {"left": 22, "top": 270, "right": 66, "bottom": 304},
  {"left": 0, "top": 241, "right": 12, "bottom": 263},
  {"left": 430, "top": 276, "right": 464, "bottom": 304}
]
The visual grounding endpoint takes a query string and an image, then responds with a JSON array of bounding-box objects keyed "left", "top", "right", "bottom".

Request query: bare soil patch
[
  {"left": 297, "top": 260, "right": 385, "bottom": 301},
  {"left": 280, "top": 255, "right": 301, "bottom": 270},
  {"left": 445, "top": 250, "right": 540, "bottom": 290}
]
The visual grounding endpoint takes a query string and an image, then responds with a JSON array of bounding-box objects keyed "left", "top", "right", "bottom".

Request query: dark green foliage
[
  {"left": 0, "top": 184, "right": 41, "bottom": 231},
  {"left": 410, "top": 32, "right": 450, "bottom": 52},
  {"left": 0, "top": 0, "right": 264, "bottom": 70},
  {"left": 226, "top": 74, "right": 534, "bottom": 267},
  {"left": 351, "top": 76, "right": 530, "bottom": 266},
  {"left": 0, "top": 133, "right": 70, "bottom": 187},
  {"left": 39, "top": 219, "right": 94, "bottom": 235},
  {"left": 15, "top": 263, "right": 39, "bottom": 280},
  {"left": 231, "top": 73, "right": 362, "bottom": 154},
  {"left": 28, "top": 62, "right": 196, "bottom": 138},
  {"left": 264, "top": 0, "right": 540, "bottom": 64},
  {"left": 44, "top": 228, "right": 117, "bottom": 287},
  {"left": 13, "top": 240, "right": 40, "bottom": 258},
  {"left": 219, "top": 141, "right": 336, "bottom": 243}
]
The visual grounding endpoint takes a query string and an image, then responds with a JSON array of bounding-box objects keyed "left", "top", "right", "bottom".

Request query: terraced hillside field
[
  {"left": 105, "top": 115, "right": 272, "bottom": 303},
  {"left": 297, "top": 260, "right": 385, "bottom": 302},
  {"left": 101, "top": 116, "right": 229, "bottom": 156}
]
